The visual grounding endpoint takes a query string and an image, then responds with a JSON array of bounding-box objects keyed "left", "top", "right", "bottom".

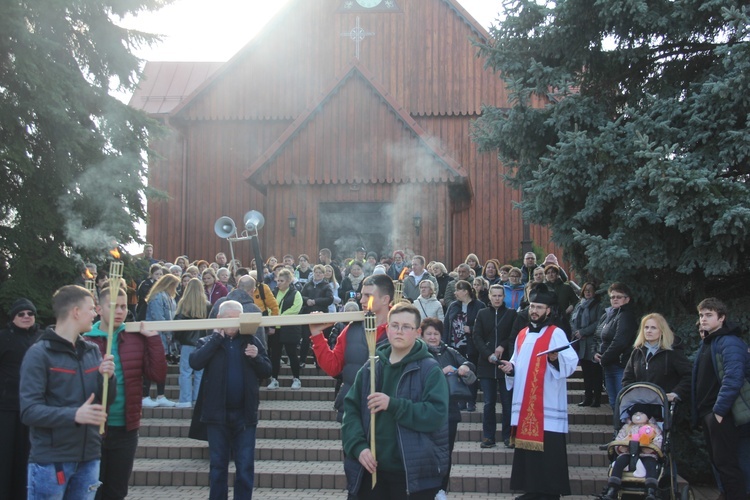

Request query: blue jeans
[
  {"left": 179, "top": 345, "right": 203, "bottom": 403},
  {"left": 28, "top": 459, "right": 101, "bottom": 500},
  {"left": 603, "top": 365, "right": 624, "bottom": 406},
  {"left": 206, "top": 409, "right": 257, "bottom": 500},
  {"left": 480, "top": 377, "right": 513, "bottom": 442}
]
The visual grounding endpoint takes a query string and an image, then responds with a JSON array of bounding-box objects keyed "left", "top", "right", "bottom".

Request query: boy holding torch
[
  {"left": 20, "top": 285, "right": 115, "bottom": 500},
  {"left": 341, "top": 302, "right": 449, "bottom": 499}
]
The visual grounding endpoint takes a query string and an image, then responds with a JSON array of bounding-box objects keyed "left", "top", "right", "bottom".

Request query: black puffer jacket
[
  {"left": 597, "top": 303, "right": 638, "bottom": 368},
  {"left": 301, "top": 280, "right": 333, "bottom": 314}
]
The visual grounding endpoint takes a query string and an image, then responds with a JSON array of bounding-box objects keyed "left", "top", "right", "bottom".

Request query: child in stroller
[
  {"left": 602, "top": 382, "right": 687, "bottom": 500},
  {"left": 603, "top": 403, "right": 664, "bottom": 500}
]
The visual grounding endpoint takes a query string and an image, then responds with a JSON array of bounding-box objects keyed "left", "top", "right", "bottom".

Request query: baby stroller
[{"left": 600, "top": 382, "right": 692, "bottom": 500}]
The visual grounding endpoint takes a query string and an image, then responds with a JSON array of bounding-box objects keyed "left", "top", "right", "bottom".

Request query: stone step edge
[
  {"left": 125, "top": 487, "right": 595, "bottom": 500},
  {"left": 137, "top": 436, "right": 611, "bottom": 452}
]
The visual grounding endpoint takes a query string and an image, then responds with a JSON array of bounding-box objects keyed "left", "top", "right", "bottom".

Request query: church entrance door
[{"left": 318, "top": 202, "right": 393, "bottom": 263}]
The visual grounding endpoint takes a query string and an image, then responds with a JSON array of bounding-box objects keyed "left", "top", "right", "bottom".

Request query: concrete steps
[{"left": 128, "top": 362, "right": 649, "bottom": 497}]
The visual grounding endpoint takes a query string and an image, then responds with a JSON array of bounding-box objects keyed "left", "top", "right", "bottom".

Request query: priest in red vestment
[{"left": 500, "top": 284, "right": 578, "bottom": 499}]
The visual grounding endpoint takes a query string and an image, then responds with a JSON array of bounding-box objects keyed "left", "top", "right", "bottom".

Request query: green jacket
[{"left": 342, "top": 339, "right": 449, "bottom": 477}]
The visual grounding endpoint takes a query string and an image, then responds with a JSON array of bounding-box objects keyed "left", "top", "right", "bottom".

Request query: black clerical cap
[{"left": 528, "top": 283, "right": 556, "bottom": 306}]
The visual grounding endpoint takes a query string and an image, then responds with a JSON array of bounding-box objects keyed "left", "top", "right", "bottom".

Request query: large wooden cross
[{"left": 123, "top": 311, "right": 365, "bottom": 335}]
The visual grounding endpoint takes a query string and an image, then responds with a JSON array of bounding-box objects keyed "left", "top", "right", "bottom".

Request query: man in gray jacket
[{"left": 20, "top": 285, "right": 115, "bottom": 500}]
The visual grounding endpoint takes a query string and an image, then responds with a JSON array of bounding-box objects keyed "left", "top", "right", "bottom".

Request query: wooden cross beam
[{"left": 123, "top": 311, "right": 366, "bottom": 335}]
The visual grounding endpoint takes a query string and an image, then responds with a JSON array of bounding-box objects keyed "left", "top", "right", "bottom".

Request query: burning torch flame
[
  {"left": 110, "top": 247, "right": 120, "bottom": 259},
  {"left": 367, "top": 296, "right": 374, "bottom": 312},
  {"left": 398, "top": 267, "right": 408, "bottom": 281},
  {"left": 84, "top": 269, "right": 94, "bottom": 279}
]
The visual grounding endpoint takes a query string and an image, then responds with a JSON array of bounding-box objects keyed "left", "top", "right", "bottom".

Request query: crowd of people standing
[{"left": 0, "top": 241, "right": 747, "bottom": 499}]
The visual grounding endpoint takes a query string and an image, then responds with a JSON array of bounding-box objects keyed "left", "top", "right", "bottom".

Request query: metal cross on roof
[{"left": 340, "top": 16, "right": 375, "bottom": 60}]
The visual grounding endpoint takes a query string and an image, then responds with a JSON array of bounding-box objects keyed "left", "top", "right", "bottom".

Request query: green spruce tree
[
  {"left": 0, "top": 0, "right": 172, "bottom": 319},
  {"left": 472, "top": 0, "right": 750, "bottom": 311}
]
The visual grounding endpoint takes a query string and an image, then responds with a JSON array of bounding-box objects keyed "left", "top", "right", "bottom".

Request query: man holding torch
[
  {"left": 341, "top": 302, "right": 449, "bottom": 499},
  {"left": 20, "top": 285, "right": 115, "bottom": 500},
  {"left": 84, "top": 285, "right": 167, "bottom": 500}
]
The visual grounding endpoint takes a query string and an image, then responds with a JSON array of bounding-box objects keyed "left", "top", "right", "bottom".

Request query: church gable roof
[
  {"left": 128, "top": 62, "right": 223, "bottom": 115},
  {"left": 244, "top": 62, "right": 469, "bottom": 193},
  {"left": 164, "top": 0, "right": 505, "bottom": 121}
]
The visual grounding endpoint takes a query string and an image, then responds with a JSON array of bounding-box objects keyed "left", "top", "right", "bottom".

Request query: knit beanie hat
[
  {"left": 10, "top": 298, "right": 37, "bottom": 318},
  {"left": 542, "top": 254, "right": 560, "bottom": 267}
]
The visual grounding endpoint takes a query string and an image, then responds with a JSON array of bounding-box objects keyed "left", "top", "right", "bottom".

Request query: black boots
[
  {"left": 578, "top": 389, "right": 593, "bottom": 406},
  {"left": 602, "top": 485, "right": 619, "bottom": 500},
  {"left": 591, "top": 393, "right": 601, "bottom": 407}
]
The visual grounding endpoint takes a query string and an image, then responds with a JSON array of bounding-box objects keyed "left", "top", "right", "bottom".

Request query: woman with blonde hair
[
  {"left": 465, "top": 253, "right": 482, "bottom": 278},
  {"left": 430, "top": 262, "right": 453, "bottom": 308},
  {"left": 174, "top": 278, "right": 212, "bottom": 407},
  {"left": 324, "top": 265, "right": 341, "bottom": 312},
  {"left": 143, "top": 274, "right": 180, "bottom": 407},
  {"left": 622, "top": 313, "right": 692, "bottom": 402}
]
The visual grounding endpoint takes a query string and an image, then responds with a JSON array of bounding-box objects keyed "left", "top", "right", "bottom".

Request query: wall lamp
[{"left": 288, "top": 213, "right": 297, "bottom": 237}]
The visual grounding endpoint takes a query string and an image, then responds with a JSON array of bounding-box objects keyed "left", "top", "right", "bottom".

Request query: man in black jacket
[
  {"left": 473, "top": 285, "right": 518, "bottom": 448},
  {"left": 190, "top": 300, "right": 271, "bottom": 500},
  {"left": 0, "top": 298, "right": 40, "bottom": 499}
]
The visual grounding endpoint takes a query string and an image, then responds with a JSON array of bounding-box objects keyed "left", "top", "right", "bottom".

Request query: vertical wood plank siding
[{"left": 145, "top": 0, "right": 564, "bottom": 268}]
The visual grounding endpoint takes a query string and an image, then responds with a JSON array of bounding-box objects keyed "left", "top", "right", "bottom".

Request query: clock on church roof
[{"left": 337, "top": 0, "right": 401, "bottom": 12}]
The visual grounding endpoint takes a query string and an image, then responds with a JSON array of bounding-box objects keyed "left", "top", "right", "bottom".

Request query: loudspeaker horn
[
  {"left": 214, "top": 216, "right": 236, "bottom": 239},
  {"left": 243, "top": 210, "right": 265, "bottom": 232}
]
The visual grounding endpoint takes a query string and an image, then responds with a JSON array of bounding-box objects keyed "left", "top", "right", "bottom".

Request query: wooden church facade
[{"left": 133, "top": 0, "right": 556, "bottom": 267}]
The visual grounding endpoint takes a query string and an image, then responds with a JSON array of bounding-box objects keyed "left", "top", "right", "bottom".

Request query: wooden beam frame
[{"left": 123, "top": 311, "right": 366, "bottom": 335}]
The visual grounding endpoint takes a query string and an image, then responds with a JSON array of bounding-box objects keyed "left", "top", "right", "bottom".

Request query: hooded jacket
[
  {"left": 20, "top": 328, "right": 115, "bottom": 463},
  {"left": 85, "top": 321, "right": 167, "bottom": 431},
  {"left": 342, "top": 339, "right": 449, "bottom": 495},
  {"left": 692, "top": 322, "right": 747, "bottom": 422}
]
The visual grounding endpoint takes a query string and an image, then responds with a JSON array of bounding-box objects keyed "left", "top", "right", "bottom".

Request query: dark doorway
[{"left": 318, "top": 202, "right": 393, "bottom": 262}]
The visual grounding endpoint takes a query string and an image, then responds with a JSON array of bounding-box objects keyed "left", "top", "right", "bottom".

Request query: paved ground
[{"left": 126, "top": 484, "right": 719, "bottom": 499}]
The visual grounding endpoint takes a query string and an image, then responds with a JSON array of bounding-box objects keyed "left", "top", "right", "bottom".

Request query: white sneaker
[
  {"left": 435, "top": 489, "right": 448, "bottom": 500},
  {"left": 175, "top": 401, "right": 192, "bottom": 408},
  {"left": 267, "top": 378, "right": 279, "bottom": 389},
  {"left": 155, "top": 395, "right": 176, "bottom": 407},
  {"left": 291, "top": 378, "right": 302, "bottom": 390},
  {"left": 142, "top": 396, "right": 158, "bottom": 408}
]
